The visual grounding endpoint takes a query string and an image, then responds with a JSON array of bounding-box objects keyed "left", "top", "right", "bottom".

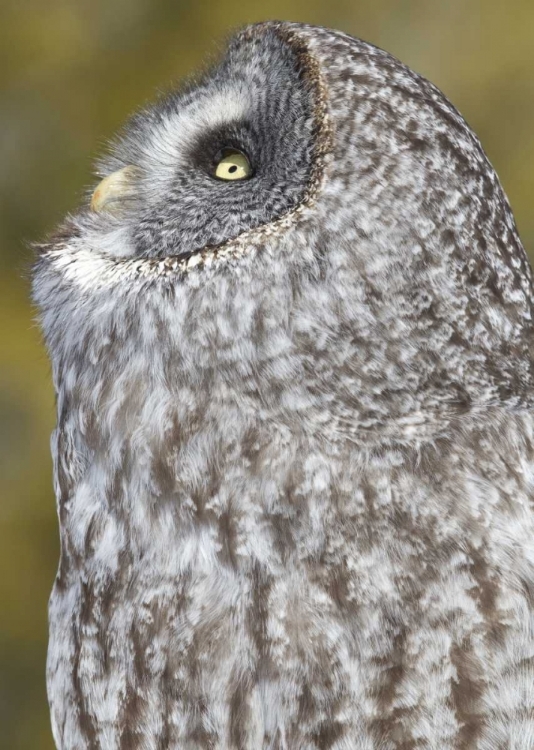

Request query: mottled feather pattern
[{"left": 34, "top": 21, "right": 534, "bottom": 749}]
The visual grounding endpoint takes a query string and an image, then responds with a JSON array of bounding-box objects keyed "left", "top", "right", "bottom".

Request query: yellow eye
[{"left": 214, "top": 150, "right": 252, "bottom": 181}]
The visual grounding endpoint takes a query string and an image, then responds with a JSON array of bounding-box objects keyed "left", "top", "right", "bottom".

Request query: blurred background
[{"left": 1, "top": 0, "right": 533, "bottom": 747}]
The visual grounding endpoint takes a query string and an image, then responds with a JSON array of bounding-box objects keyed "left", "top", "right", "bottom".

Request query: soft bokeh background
[{"left": 1, "top": 0, "right": 533, "bottom": 746}]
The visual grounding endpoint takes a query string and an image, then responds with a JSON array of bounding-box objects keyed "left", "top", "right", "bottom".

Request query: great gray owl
[{"left": 33, "top": 20, "right": 534, "bottom": 750}]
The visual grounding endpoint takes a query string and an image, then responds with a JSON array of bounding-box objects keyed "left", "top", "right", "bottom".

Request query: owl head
[{"left": 33, "top": 21, "right": 534, "bottom": 446}]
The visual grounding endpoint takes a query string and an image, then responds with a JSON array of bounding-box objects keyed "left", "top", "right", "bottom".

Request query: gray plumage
[{"left": 33, "top": 21, "right": 534, "bottom": 749}]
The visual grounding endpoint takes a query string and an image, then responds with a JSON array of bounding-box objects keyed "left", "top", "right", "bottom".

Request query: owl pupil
[{"left": 228, "top": 165, "right": 238, "bottom": 174}]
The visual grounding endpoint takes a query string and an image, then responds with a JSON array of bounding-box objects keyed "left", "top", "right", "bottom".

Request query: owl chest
[
  {"left": 49, "top": 429, "right": 534, "bottom": 749},
  {"left": 55, "top": 441, "right": 520, "bottom": 646}
]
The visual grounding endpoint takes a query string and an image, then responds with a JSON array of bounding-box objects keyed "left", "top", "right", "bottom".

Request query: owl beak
[{"left": 90, "top": 166, "right": 140, "bottom": 214}]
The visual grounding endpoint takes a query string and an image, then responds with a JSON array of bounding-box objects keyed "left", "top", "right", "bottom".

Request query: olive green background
[{"left": 1, "top": 1, "right": 533, "bottom": 747}]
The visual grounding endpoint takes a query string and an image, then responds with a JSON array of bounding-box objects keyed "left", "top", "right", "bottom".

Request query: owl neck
[{"left": 53, "top": 354, "right": 531, "bottom": 584}]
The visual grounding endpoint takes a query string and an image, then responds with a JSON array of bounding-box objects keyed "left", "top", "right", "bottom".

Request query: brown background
[{"left": 1, "top": 1, "right": 533, "bottom": 747}]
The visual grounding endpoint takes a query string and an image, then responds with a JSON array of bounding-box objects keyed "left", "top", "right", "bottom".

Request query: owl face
[
  {"left": 89, "top": 27, "right": 321, "bottom": 260},
  {"left": 34, "top": 22, "right": 534, "bottom": 442}
]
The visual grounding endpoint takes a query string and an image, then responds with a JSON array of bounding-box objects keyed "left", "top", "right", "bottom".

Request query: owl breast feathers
[{"left": 34, "top": 21, "right": 534, "bottom": 750}]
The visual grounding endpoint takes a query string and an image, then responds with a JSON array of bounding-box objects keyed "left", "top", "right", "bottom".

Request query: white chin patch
[{"left": 85, "top": 223, "right": 137, "bottom": 260}]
